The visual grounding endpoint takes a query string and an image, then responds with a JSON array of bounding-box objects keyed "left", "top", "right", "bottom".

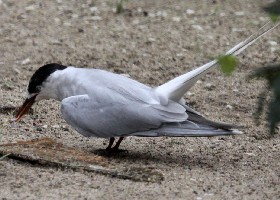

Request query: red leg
[{"left": 106, "top": 137, "right": 115, "bottom": 151}]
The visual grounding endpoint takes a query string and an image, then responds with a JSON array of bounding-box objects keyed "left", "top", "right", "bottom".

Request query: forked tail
[{"left": 155, "top": 22, "right": 279, "bottom": 103}]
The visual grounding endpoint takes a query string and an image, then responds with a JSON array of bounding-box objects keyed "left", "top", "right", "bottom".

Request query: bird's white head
[{"left": 15, "top": 63, "right": 67, "bottom": 121}]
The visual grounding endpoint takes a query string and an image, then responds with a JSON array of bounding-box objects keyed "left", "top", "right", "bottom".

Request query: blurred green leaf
[
  {"left": 116, "top": 0, "right": 128, "bottom": 14},
  {"left": 269, "top": 14, "right": 279, "bottom": 23},
  {"left": 116, "top": 1, "right": 124, "bottom": 14},
  {"left": 263, "top": 0, "right": 280, "bottom": 22},
  {"left": 248, "top": 63, "right": 280, "bottom": 134},
  {"left": 248, "top": 63, "right": 280, "bottom": 84},
  {"left": 218, "top": 55, "right": 239, "bottom": 76},
  {"left": 252, "top": 89, "right": 268, "bottom": 126}
]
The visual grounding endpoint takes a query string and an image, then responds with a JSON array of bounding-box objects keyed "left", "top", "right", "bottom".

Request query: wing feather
[{"left": 61, "top": 94, "right": 187, "bottom": 138}]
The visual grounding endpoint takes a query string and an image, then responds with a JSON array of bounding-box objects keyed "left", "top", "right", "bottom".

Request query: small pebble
[
  {"left": 192, "top": 24, "right": 203, "bottom": 31},
  {"left": 13, "top": 68, "right": 21, "bottom": 74},
  {"left": 25, "top": 5, "right": 36, "bottom": 11},
  {"left": 62, "top": 125, "right": 69, "bottom": 131},
  {"left": 148, "top": 37, "right": 156, "bottom": 42},
  {"left": 186, "top": 9, "right": 195, "bottom": 15},
  {"left": 172, "top": 17, "right": 181, "bottom": 22},
  {"left": 234, "top": 11, "right": 244, "bottom": 16},
  {"left": 54, "top": 18, "right": 60, "bottom": 24},
  {"left": 42, "top": 125, "right": 48, "bottom": 129},
  {"left": 245, "top": 153, "right": 255, "bottom": 156},
  {"left": 91, "top": 16, "right": 102, "bottom": 21},
  {"left": 233, "top": 89, "right": 239, "bottom": 92},
  {"left": 225, "top": 105, "right": 233, "bottom": 110},
  {"left": 148, "top": 13, "right": 156, "bottom": 18},
  {"left": 268, "top": 41, "right": 277, "bottom": 46},
  {"left": 63, "top": 22, "right": 71, "bottom": 27},
  {"left": 21, "top": 58, "right": 30, "bottom": 65},
  {"left": 232, "top": 28, "right": 245, "bottom": 32},
  {"left": 132, "top": 20, "right": 139, "bottom": 25},
  {"left": 121, "top": 74, "right": 130, "bottom": 78},
  {"left": 270, "top": 47, "right": 277, "bottom": 52},
  {"left": 52, "top": 125, "right": 60, "bottom": 129},
  {"left": 156, "top": 11, "right": 167, "bottom": 18},
  {"left": 205, "top": 83, "right": 215, "bottom": 90},
  {"left": 187, "top": 92, "right": 194, "bottom": 96},
  {"left": 72, "top": 14, "right": 79, "bottom": 19},
  {"left": 176, "top": 53, "right": 183, "bottom": 57},
  {"left": 90, "top": 7, "right": 98, "bottom": 12}
]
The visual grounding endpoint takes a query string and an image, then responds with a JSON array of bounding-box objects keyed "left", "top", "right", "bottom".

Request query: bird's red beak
[{"left": 15, "top": 95, "right": 37, "bottom": 122}]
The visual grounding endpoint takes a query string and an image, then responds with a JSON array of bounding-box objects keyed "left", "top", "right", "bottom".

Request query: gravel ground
[{"left": 0, "top": 0, "right": 279, "bottom": 199}]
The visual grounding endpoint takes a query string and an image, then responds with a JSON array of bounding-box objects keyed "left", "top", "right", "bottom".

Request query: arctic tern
[{"left": 15, "top": 23, "right": 278, "bottom": 151}]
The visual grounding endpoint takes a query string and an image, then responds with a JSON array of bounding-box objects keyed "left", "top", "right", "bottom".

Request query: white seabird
[{"left": 15, "top": 23, "right": 278, "bottom": 151}]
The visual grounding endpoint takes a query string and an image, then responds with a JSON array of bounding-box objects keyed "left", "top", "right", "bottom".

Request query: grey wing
[{"left": 60, "top": 94, "right": 187, "bottom": 138}]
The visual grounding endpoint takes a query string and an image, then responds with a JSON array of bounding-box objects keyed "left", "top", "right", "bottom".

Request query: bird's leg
[
  {"left": 112, "top": 137, "right": 124, "bottom": 150},
  {"left": 106, "top": 137, "right": 115, "bottom": 150}
]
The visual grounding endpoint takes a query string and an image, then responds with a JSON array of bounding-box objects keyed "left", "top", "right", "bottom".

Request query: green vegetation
[
  {"left": 218, "top": 55, "right": 239, "bottom": 76},
  {"left": 252, "top": 0, "right": 280, "bottom": 134},
  {"left": 116, "top": 0, "right": 128, "bottom": 14},
  {"left": 248, "top": 64, "right": 280, "bottom": 134},
  {"left": 263, "top": 0, "right": 280, "bottom": 22},
  {"left": 218, "top": 0, "right": 280, "bottom": 134}
]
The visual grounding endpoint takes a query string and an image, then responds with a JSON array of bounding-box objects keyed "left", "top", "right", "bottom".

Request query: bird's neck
[{"left": 43, "top": 67, "right": 87, "bottom": 101}]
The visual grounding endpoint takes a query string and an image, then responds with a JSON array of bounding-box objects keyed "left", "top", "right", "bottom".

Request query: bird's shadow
[{"left": 92, "top": 147, "right": 238, "bottom": 170}]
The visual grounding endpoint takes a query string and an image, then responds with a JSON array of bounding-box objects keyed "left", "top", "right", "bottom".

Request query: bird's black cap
[{"left": 28, "top": 63, "right": 67, "bottom": 94}]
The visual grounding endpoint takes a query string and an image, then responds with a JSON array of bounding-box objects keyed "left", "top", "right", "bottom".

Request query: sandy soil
[{"left": 0, "top": 0, "right": 279, "bottom": 199}]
